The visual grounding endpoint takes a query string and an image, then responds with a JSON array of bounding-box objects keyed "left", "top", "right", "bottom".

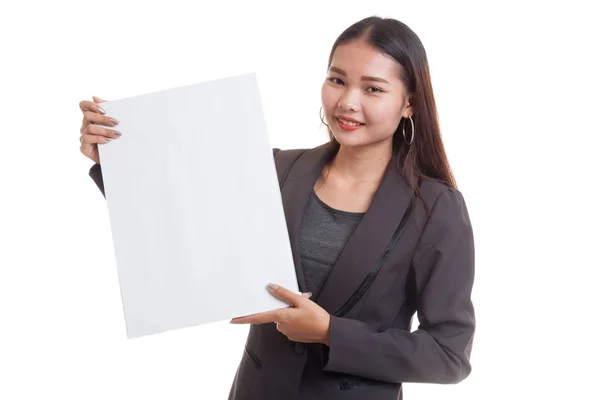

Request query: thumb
[
  {"left": 267, "top": 283, "right": 305, "bottom": 307},
  {"left": 92, "top": 96, "right": 106, "bottom": 103},
  {"left": 301, "top": 292, "right": 313, "bottom": 299}
]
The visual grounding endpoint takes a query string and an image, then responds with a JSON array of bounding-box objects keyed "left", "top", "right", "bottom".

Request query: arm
[
  {"left": 89, "top": 163, "right": 105, "bottom": 198},
  {"left": 322, "top": 188, "right": 476, "bottom": 384}
]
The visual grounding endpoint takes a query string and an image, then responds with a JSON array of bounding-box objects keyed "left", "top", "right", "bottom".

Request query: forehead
[{"left": 330, "top": 40, "right": 401, "bottom": 80}]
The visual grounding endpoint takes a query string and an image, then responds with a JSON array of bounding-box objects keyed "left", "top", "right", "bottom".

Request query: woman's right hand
[{"left": 79, "top": 96, "right": 121, "bottom": 164}]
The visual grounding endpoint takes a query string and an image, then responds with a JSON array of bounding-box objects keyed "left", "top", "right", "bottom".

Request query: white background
[{"left": 1, "top": 0, "right": 598, "bottom": 399}]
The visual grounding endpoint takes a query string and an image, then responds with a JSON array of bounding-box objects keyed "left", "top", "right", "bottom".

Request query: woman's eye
[
  {"left": 366, "top": 86, "right": 383, "bottom": 93},
  {"left": 327, "top": 78, "right": 383, "bottom": 93}
]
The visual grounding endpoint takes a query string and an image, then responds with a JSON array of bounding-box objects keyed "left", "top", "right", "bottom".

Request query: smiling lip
[
  {"left": 336, "top": 115, "right": 364, "bottom": 124},
  {"left": 336, "top": 117, "right": 364, "bottom": 131}
]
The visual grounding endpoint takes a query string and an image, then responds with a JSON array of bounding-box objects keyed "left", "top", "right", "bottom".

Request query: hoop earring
[
  {"left": 402, "top": 116, "right": 415, "bottom": 145},
  {"left": 319, "top": 107, "right": 329, "bottom": 128}
]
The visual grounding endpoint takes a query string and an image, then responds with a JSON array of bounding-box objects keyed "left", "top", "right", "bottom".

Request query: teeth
[{"left": 338, "top": 118, "right": 362, "bottom": 126}]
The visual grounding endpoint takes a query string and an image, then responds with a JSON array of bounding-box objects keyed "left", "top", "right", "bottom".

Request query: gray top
[{"left": 299, "top": 190, "right": 365, "bottom": 299}]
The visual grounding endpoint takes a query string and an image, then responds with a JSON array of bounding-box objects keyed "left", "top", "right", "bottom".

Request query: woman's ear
[{"left": 403, "top": 94, "right": 414, "bottom": 118}]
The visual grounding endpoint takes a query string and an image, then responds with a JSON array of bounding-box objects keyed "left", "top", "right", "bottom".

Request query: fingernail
[
  {"left": 114, "top": 131, "right": 122, "bottom": 137},
  {"left": 307, "top": 292, "right": 313, "bottom": 298},
  {"left": 110, "top": 118, "right": 119, "bottom": 125},
  {"left": 267, "top": 283, "right": 279, "bottom": 291},
  {"left": 98, "top": 106, "right": 106, "bottom": 115}
]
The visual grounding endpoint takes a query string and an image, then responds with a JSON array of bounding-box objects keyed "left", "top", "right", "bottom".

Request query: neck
[{"left": 329, "top": 141, "right": 392, "bottom": 184}]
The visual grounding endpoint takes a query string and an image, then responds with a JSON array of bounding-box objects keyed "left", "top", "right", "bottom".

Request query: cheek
[
  {"left": 321, "top": 85, "right": 337, "bottom": 111},
  {"left": 322, "top": 103, "right": 338, "bottom": 126},
  {"left": 366, "top": 102, "right": 402, "bottom": 126}
]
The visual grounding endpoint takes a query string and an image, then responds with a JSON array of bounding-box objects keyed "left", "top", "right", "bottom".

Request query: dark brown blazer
[{"left": 89, "top": 141, "right": 476, "bottom": 400}]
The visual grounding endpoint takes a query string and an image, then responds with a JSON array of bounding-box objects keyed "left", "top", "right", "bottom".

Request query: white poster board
[{"left": 97, "top": 73, "right": 299, "bottom": 339}]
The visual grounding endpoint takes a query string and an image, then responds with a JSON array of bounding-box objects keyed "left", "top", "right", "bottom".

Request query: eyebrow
[{"left": 329, "top": 66, "right": 390, "bottom": 84}]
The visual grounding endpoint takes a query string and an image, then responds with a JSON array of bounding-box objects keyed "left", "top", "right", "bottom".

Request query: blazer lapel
[
  {"left": 313, "top": 155, "right": 414, "bottom": 315},
  {"left": 280, "top": 142, "right": 338, "bottom": 294},
  {"left": 280, "top": 141, "right": 414, "bottom": 315}
]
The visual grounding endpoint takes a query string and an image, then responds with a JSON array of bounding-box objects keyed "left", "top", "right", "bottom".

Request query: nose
[{"left": 337, "top": 88, "right": 360, "bottom": 111}]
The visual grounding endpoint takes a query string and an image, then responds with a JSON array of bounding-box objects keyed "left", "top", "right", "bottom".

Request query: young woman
[{"left": 79, "top": 16, "right": 475, "bottom": 400}]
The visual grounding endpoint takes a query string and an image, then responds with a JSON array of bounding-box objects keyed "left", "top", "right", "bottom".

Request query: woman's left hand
[{"left": 230, "top": 283, "right": 331, "bottom": 346}]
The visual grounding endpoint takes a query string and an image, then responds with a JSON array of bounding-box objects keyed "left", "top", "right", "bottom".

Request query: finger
[
  {"left": 275, "top": 321, "right": 283, "bottom": 333},
  {"left": 266, "top": 284, "right": 305, "bottom": 307},
  {"left": 230, "top": 310, "right": 281, "bottom": 324},
  {"left": 82, "top": 122, "right": 121, "bottom": 139},
  {"left": 80, "top": 113, "right": 110, "bottom": 135},
  {"left": 92, "top": 96, "right": 106, "bottom": 103},
  {"left": 79, "top": 100, "right": 106, "bottom": 115},
  {"left": 82, "top": 111, "right": 119, "bottom": 129},
  {"left": 81, "top": 132, "right": 113, "bottom": 145},
  {"left": 79, "top": 99, "right": 113, "bottom": 134},
  {"left": 300, "top": 292, "right": 313, "bottom": 299}
]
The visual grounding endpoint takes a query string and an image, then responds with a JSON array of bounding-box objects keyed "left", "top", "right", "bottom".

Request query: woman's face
[{"left": 321, "top": 40, "right": 412, "bottom": 149}]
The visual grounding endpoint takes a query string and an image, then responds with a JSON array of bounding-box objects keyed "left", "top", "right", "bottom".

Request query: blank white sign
[{"left": 96, "top": 72, "right": 299, "bottom": 339}]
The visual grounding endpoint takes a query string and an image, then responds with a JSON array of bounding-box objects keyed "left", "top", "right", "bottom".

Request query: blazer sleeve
[
  {"left": 322, "top": 188, "right": 476, "bottom": 384},
  {"left": 89, "top": 163, "right": 105, "bottom": 198}
]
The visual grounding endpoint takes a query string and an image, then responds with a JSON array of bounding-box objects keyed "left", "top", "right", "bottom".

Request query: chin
[
  {"left": 332, "top": 130, "right": 392, "bottom": 149},
  {"left": 332, "top": 133, "right": 366, "bottom": 147}
]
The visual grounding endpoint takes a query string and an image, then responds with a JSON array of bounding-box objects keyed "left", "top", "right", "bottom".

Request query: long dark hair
[{"left": 324, "top": 16, "right": 457, "bottom": 211}]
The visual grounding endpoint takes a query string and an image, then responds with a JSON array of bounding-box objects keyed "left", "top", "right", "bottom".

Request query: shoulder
[
  {"left": 419, "top": 177, "right": 468, "bottom": 212},
  {"left": 272, "top": 142, "right": 334, "bottom": 158},
  {"left": 272, "top": 147, "right": 309, "bottom": 157},
  {"left": 419, "top": 177, "right": 456, "bottom": 202},
  {"left": 416, "top": 177, "right": 471, "bottom": 238},
  {"left": 271, "top": 147, "right": 310, "bottom": 171}
]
